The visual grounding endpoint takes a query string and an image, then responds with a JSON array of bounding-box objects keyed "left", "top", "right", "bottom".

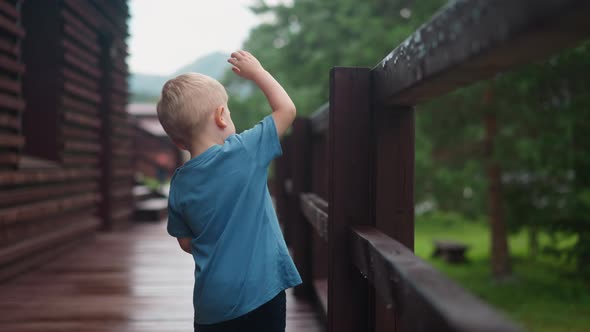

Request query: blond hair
[{"left": 157, "top": 73, "right": 228, "bottom": 146}]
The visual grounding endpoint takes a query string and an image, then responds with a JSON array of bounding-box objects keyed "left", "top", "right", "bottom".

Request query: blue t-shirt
[{"left": 167, "top": 115, "right": 302, "bottom": 324}]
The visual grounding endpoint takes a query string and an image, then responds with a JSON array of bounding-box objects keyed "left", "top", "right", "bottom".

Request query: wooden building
[
  {"left": 0, "top": 0, "right": 131, "bottom": 281},
  {"left": 128, "top": 103, "right": 184, "bottom": 180}
]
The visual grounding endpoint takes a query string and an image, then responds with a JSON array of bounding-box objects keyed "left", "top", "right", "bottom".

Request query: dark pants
[{"left": 194, "top": 290, "right": 286, "bottom": 332}]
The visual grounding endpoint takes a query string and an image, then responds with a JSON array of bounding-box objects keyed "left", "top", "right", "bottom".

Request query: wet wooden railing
[{"left": 273, "top": 0, "right": 590, "bottom": 331}]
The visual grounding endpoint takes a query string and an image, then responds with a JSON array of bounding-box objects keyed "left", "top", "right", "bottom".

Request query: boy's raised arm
[{"left": 228, "top": 50, "right": 296, "bottom": 137}]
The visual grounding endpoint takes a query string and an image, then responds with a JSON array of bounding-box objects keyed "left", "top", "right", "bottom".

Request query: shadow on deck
[{"left": 0, "top": 221, "right": 324, "bottom": 332}]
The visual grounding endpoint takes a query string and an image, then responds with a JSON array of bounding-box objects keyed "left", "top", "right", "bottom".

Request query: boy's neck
[{"left": 188, "top": 136, "right": 225, "bottom": 160}]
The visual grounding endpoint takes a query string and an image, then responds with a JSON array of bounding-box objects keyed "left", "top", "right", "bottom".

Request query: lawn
[{"left": 415, "top": 212, "right": 590, "bottom": 332}]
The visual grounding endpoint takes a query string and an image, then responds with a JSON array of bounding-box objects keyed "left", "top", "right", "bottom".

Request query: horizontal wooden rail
[
  {"left": 300, "top": 193, "right": 328, "bottom": 241},
  {"left": 372, "top": 0, "right": 590, "bottom": 106},
  {"left": 351, "top": 226, "right": 521, "bottom": 332}
]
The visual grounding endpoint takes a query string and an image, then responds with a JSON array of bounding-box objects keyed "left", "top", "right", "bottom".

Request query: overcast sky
[{"left": 128, "top": 0, "right": 259, "bottom": 75}]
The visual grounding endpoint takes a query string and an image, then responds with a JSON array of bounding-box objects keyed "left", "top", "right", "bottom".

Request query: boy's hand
[
  {"left": 228, "top": 51, "right": 264, "bottom": 81},
  {"left": 228, "top": 50, "right": 296, "bottom": 137}
]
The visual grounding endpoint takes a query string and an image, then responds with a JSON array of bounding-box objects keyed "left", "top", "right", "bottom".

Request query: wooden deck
[{"left": 0, "top": 221, "right": 324, "bottom": 332}]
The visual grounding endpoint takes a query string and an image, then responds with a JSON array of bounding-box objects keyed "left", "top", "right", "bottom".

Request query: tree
[
  {"left": 231, "top": 0, "right": 590, "bottom": 277},
  {"left": 223, "top": 0, "right": 445, "bottom": 127}
]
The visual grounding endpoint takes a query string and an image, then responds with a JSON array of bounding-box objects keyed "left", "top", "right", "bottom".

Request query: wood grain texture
[
  {"left": 290, "top": 118, "right": 313, "bottom": 297},
  {"left": 0, "top": 169, "right": 99, "bottom": 187},
  {"left": 328, "top": 67, "right": 372, "bottom": 332},
  {"left": 300, "top": 193, "right": 328, "bottom": 241},
  {"left": 373, "top": 0, "right": 590, "bottom": 106},
  {"left": 351, "top": 226, "right": 521, "bottom": 332},
  {"left": 0, "top": 221, "right": 325, "bottom": 332}
]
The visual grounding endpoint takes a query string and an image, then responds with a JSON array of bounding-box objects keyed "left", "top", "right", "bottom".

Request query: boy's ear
[{"left": 214, "top": 105, "right": 227, "bottom": 129}]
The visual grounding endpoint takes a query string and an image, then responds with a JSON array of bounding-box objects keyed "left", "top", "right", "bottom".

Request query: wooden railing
[{"left": 273, "top": 0, "right": 590, "bottom": 331}]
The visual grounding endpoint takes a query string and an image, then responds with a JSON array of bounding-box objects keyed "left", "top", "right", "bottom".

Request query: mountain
[
  {"left": 172, "top": 51, "right": 229, "bottom": 78},
  {"left": 129, "top": 51, "right": 230, "bottom": 102},
  {"left": 129, "top": 73, "right": 167, "bottom": 101}
]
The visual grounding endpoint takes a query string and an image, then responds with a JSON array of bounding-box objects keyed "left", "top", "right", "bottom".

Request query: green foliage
[
  {"left": 141, "top": 176, "right": 165, "bottom": 191},
  {"left": 416, "top": 214, "right": 589, "bottom": 332},
  {"left": 417, "top": 39, "right": 590, "bottom": 272},
  {"left": 234, "top": 0, "right": 590, "bottom": 273},
  {"left": 223, "top": 0, "right": 445, "bottom": 128}
]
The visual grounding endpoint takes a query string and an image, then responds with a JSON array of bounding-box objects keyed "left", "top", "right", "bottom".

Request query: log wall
[
  {"left": 132, "top": 124, "right": 181, "bottom": 180},
  {"left": 0, "top": 0, "right": 130, "bottom": 281}
]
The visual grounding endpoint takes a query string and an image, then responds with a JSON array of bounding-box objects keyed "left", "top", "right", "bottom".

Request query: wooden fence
[{"left": 273, "top": 0, "right": 590, "bottom": 331}]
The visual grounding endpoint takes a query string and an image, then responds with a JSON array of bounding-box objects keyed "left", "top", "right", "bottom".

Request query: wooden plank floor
[{"left": 0, "top": 221, "right": 325, "bottom": 332}]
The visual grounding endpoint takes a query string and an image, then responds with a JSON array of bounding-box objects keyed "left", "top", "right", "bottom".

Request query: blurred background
[
  {"left": 0, "top": 0, "right": 587, "bottom": 331},
  {"left": 132, "top": 1, "right": 590, "bottom": 327}
]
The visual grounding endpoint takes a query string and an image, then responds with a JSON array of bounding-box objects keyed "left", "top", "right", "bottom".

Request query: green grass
[
  {"left": 415, "top": 212, "right": 590, "bottom": 332},
  {"left": 141, "top": 176, "right": 168, "bottom": 191}
]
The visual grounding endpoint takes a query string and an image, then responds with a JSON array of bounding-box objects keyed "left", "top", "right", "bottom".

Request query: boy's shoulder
[
  {"left": 173, "top": 114, "right": 279, "bottom": 188},
  {"left": 232, "top": 114, "right": 281, "bottom": 165}
]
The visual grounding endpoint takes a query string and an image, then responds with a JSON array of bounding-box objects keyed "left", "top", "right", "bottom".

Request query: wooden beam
[
  {"left": 63, "top": 111, "right": 101, "bottom": 129},
  {"left": 373, "top": 105, "right": 415, "bottom": 331},
  {"left": 300, "top": 193, "right": 328, "bottom": 241},
  {"left": 21, "top": 0, "right": 62, "bottom": 163},
  {"left": 374, "top": 106, "right": 415, "bottom": 249},
  {"left": 0, "top": 181, "right": 97, "bottom": 207},
  {"left": 373, "top": 0, "right": 590, "bottom": 106},
  {"left": 328, "top": 67, "right": 372, "bottom": 332},
  {"left": 0, "top": 194, "right": 99, "bottom": 225},
  {"left": 351, "top": 226, "right": 521, "bottom": 332},
  {"left": 0, "top": 13, "right": 25, "bottom": 38},
  {"left": 0, "top": 169, "right": 99, "bottom": 187},
  {"left": 0, "top": 1, "right": 20, "bottom": 20},
  {"left": 290, "top": 118, "right": 313, "bottom": 297}
]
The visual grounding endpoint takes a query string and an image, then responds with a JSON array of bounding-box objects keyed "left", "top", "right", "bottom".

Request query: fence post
[
  {"left": 98, "top": 32, "right": 114, "bottom": 230},
  {"left": 275, "top": 135, "right": 291, "bottom": 245},
  {"left": 373, "top": 105, "right": 415, "bottom": 332},
  {"left": 328, "top": 67, "right": 373, "bottom": 332},
  {"left": 291, "top": 118, "right": 313, "bottom": 297}
]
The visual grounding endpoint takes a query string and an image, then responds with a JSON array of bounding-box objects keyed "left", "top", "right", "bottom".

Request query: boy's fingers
[
  {"left": 231, "top": 66, "right": 240, "bottom": 73},
  {"left": 231, "top": 51, "right": 244, "bottom": 60},
  {"left": 227, "top": 58, "right": 238, "bottom": 66}
]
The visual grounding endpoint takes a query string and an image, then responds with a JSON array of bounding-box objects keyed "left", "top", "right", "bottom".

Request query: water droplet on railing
[{"left": 413, "top": 31, "right": 421, "bottom": 43}]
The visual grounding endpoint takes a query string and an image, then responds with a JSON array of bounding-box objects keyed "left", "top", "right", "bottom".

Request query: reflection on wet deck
[{"left": 0, "top": 221, "right": 324, "bottom": 332}]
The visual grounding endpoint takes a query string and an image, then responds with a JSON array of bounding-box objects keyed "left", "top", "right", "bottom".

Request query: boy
[{"left": 157, "top": 50, "right": 301, "bottom": 332}]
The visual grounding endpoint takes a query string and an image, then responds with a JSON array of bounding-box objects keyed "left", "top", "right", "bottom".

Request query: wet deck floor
[{"left": 0, "top": 221, "right": 324, "bottom": 332}]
